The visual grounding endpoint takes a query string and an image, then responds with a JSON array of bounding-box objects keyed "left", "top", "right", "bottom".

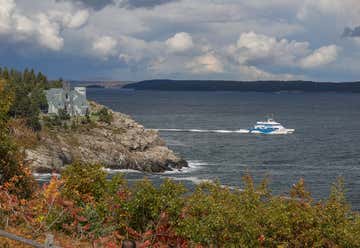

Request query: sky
[{"left": 1, "top": 0, "right": 360, "bottom": 81}]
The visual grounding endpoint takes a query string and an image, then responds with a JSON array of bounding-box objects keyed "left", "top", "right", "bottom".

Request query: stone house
[{"left": 45, "top": 86, "right": 89, "bottom": 116}]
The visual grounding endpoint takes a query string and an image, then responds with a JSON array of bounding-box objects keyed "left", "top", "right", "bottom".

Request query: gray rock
[{"left": 26, "top": 102, "right": 188, "bottom": 173}]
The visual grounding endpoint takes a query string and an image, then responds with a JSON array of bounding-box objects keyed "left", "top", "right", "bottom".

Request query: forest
[{"left": 0, "top": 67, "right": 62, "bottom": 131}]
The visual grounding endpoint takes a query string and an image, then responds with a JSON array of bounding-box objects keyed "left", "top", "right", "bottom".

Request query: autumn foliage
[
  {"left": 0, "top": 79, "right": 37, "bottom": 199},
  {"left": 0, "top": 161, "right": 359, "bottom": 247}
]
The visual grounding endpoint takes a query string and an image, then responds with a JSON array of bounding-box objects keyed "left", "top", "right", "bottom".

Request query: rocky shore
[{"left": 24, "top": 102, "right": 188, "bottom": 173}]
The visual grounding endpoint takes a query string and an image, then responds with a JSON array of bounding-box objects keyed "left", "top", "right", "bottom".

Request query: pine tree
[
  {"left": 2, "top": 67, "right": 9, "bottom": 79},
  {"left": 0, "top": 79, "right": 36, "bottom": 198}
]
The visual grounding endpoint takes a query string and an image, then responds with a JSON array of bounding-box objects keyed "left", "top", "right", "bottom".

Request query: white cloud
[
  {"left": 0, "top": 0, "right": 89, "bottom": 51},
  {"left": 228, "top": 32, "right": 339, "bottom": 72},
  {"left": 67, "top": 9, "right": 89, "bottom": 28},
  {"left": 0, "top": 0, "right": 16, "bottom": 33},
  {"left": 165, "top": 32, "right": 194, "bottom": 53},
  {"left": 51, "top": 9, "right": 90, "bottom": 29},
  {"left": 231, "top": 31, "right": 309, "bottom": 66},
  {"left": 298, "top": 0, "right": 360, "bottom": 24},
  {"left": 299, "top": 45, "right": 339, "bottom": 69},
  {"left": 14, "top": 15, "right": 34, "bottom": 37},
  {"left": 37, "top": 13, "right": 64, "bottom": 51},
  {"left": 116, "top": 35, "right": 164, "bottom": 65},
  {"left": 239, "top": 65, "right": 296, "bottom": 81},
  {"left": 187, "top": 53, "right": 224, "bottom": 74},
  {"left": 0, "top": 0, "right": 357, "bottom": 81},
  {"left": 92, "top": 36, "right": 118, "bottom": 58}
]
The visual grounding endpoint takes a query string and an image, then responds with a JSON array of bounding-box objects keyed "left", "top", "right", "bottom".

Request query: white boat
[{"left": 249, "top": 118, "right": 295, "bottom": 134}]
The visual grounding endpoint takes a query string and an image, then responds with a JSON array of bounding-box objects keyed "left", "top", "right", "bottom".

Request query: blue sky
[{"left": 1, "top": 0, "right": 360, "bottom": 81}]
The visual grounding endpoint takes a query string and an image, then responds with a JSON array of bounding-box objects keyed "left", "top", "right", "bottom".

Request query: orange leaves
[
  {"left": 117, "top": 189, "right": 128, "bottom": 201},
  {"left": 0, "top": 163, "right": 359, "bottom": 247},
  {"left": 62, "top": 200, "right": 74, "bottom": 208},
  {"left": 43, "top": 175, "right": 62, "bottom": 203}
]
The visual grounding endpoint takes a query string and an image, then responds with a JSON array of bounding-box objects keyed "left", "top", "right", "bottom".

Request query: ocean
[{"left": 87, "top": 89, "right": 360, "bottom": 210}]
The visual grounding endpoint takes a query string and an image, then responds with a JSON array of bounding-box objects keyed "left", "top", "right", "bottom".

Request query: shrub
[
  {"left": 127, "top": 179, "right": 186, "bottom": 232},
  {"left": 26, "top": 114, "right": 42, "bottom": 131},
  {"left": 97, "top": 107, "right": 113, "bottom": 124},
  {"left": 175, "top": 178, "right": 267, "bottom": 246},
  {"left": 0, "top": 79, "right": 37, "bottom": 199},
  {"left": 0, "top": 158, "right": 360, "bottom": 247},
  {"left": 58, "top": 109, "right": 70, "bottom": 121},
  {"left": 61, "top": 162, "right": 108, "bottom": 203}
]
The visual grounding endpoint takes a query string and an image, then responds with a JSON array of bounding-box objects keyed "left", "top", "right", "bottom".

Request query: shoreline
[{"left": 21, "top": 101, "right": 188, "bottom": 174}]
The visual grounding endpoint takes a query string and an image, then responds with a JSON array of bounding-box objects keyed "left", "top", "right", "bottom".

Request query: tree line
[{"left": 0, "top": 67, "right": 63, "bottom": 131}]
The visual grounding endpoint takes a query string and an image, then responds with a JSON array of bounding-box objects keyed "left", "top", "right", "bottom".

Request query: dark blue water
[{"left": 87, "top": 88, "right": 360, "bottom": 210}]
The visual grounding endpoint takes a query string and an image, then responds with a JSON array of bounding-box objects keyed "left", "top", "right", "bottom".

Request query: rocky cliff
[{"left": 24, "top": 102, "right": 187, "bottom": 173}]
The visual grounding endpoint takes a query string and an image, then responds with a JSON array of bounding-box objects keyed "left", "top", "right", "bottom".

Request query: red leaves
[
  {"left": 82, "top": 223, "right": 91, "bottom": 231},
  {"left": 104, "top": 241, "right": 118, "bottom": 248},
  {"left": 114, "top": 231, "right": 125, "bottom": 241},
  {"left": 123, "top": 212, "right": 190, "bottom": 248},
  {"left": 76, "top": 215, "right": 88, "bottom": 222},
  {"left": 258, "top": 234, "right": 265, "bottom": 246},
  {"left": 117, "top": 190, "right": 128, "bottom": 201},
  {"left": 143, "top": 230, "right": 153, "bottom": 239},
  {"left": 125, "top": 226, "right": 142, "bottom": 239},
  {"left": 139, "top": 240, "right": 152, "bottom": 248}
]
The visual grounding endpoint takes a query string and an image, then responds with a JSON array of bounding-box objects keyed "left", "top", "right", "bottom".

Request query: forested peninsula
[
  {"left": 125, "top": 79, "right": 360, "bottom": 93},
  {"left": 0, "top": 67, "right": 186, "bottom": 173}
]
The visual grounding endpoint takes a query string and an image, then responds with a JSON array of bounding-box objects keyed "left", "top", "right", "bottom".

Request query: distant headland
[
  {"left": 123, "top": 79, "right": 360, "bottom": 93},
  {"left": 70, "top": 80, "right": 134, "bottom": 89}
]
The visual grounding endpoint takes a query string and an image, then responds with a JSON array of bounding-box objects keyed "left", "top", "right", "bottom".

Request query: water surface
[{"left": 87, "top": 89, "right": 360, "bottom": 210}]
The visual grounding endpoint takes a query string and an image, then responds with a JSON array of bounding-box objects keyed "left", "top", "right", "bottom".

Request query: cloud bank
[{"left": 0, "top": 0, "right": 359, "bottom": 81}]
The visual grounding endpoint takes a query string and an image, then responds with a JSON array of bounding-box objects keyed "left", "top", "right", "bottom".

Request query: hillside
[
  {"left": 70, "top": 80, "right": 133, "bottom": 88},
  {"left": 124, "top": 79, "right": 360, "bottom": 93},
  {"left": 18, "top": 101, "right": 187, "bottom": 173}
]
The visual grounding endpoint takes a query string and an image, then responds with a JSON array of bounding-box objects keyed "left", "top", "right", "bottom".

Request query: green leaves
[
  {"left": 0, "top": 67, "right": 58, "bottom": 131},
  {"left": 0, "top": 79, "right": 37, "bottom": 199},
  {"left": 61, "top": 162, "right": 108, "bottom": 203},
  {"left": 1, "top": 161, "right": 360, "bottom": 247},
  {"left": 97, "top": 107, "right": 113, "bottom": 124}
]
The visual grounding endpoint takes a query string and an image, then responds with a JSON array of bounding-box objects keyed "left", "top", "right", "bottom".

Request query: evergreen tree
[
  {"left": 0, "top": 79, "right": 36, "bottom": 198},
  {"left": 2, "top": 67, "right": 9, "bottom": 79},
  {"left": 0, "top": 67, "right": 58, "bottom": 130}
]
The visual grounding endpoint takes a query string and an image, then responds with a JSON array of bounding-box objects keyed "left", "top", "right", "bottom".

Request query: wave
[
  {"left": 33, "top": 173, "right": 60, "bottom": 181},
  {"left": 162, "top": 160, "right": 207, "bottom": 174},
  {"left": 102, "top": 168, "right": 142, "bottom": 174},
  {"left": 168, "top": 176, "right": 213, "bottom": 185},
  {"left": 33, "top": 173, "right": 60, "bottom": 177},
  {"left": 156, "top": 129, "right": 250, "bottom": 134},
  {"left": 33, "top": 160, "right": 206, "bottom": 179}
]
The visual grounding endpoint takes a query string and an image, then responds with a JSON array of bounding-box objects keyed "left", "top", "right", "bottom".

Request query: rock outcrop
[{"left": 25, "top": 102, "right": 188, "bottom": 173}]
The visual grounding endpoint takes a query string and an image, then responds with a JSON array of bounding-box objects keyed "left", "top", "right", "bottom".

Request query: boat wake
[
  {"left": 156, "top": 129, "right": 250, "bottom": 134},
  {"left": 155, "top": 117, "right": 295, "bottom": 135}
]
